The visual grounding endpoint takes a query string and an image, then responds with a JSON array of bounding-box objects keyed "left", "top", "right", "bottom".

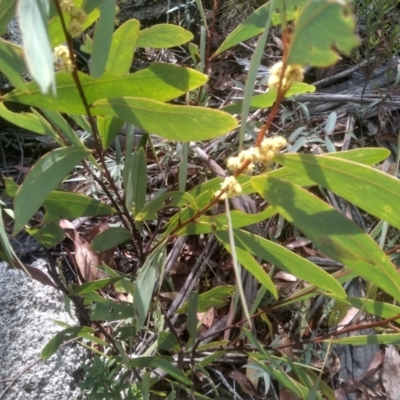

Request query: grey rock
[{"left": 0, "top": 261, "right": 88, "bottom": 400}]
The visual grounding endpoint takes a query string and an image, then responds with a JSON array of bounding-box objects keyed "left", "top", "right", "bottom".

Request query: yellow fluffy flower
[
  {"left": 268, "top": 61, "right": 304, "bottom": 91},
  {"left": 215, "top": 176, "right": 242, "bottom": 200},
  {"left": 60, "top": 0, "right": 74, "bottom": 12},
  {"left": 53, "top": 45, "right": 74, "bottom": 72},
  {"left": 256, "top": 137, "right": 287, "bottom": 165}
]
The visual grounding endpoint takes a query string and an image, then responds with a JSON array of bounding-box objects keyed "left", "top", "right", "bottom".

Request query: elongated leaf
[
  {"left": 134, "top": 147, "right": 147, "bottom": 214},
  {"left": 177, "top": 207, "right": 276, "bottom": 236},
  {"left": 328, "top": 334, "right": 400, "bottom": 346},
  {"left": 82, "top": 0, "right": 105, "bottom": 13},
  {"left": 4, "top": 177, "right": 17, "bottom": 196},
  {"left": 124, "top": 125, "right": 136, "bottom": 209},
  {"left": 135, "top": 191, "right": 198, "bottom": 221},
  {"left": 97, "top": 115, "right": 125, "bottom": 149},
  {"left": 90, "top": 0, "right": 116, "bottom": 77},
  {"left": 37, "top": 109, "right": 101, "bottom": 169},
  {"left": 215, "top": 230, "right": 278, "bottom": 298},
  {"left": 345, "top": 297, "right": 400, "bottom": 322},
  {"left": 212, "top": 0, "right": 307, "bottom": 58},
  {"left": 98, "top": 264, "right": 134, "bottom": 295},
  {"left": 0, "top": 0, "right": 16, "bottom": 35},
  {"left": 158, "top": 331, "right": 181, "bottom": 352},
  {"left": 137, "top": 24, "right": 193, "bottom": 48},
  {"left": 89, "top": 299, "right": 135, "bottom": 321},
  {"left": 40, "top": 108, "right": 87, "bottom": 148},
  {"left": 0, "top": 38, "right": 28, "bottom": 92},
  {"left": 41, "top": 326, "right": 95, "bottom": 359},
  {"left": 133, "top": 245, "right": 164, "bottom": 328},
  {"left": 0, "top": 103, "right": 54, "bottom": 135},
  {"left": 90, "top": 227, "right": 131, "bottom": 251},
  {"left": 237, "top": 3, "right": 273, "bottom": 151},
  {"left": 224, "top": 228, "right": 345, "bottom": 298},
  {"left": 177, "top": 286, "right": 235, "bottom": 314},
  {"left": 43, "top": 191, "right": 115, "bottom": 221},
  {"left": 71, "top": 277, "right": 125, "bottom": 295},
  {"left": 106, "top": 19, "right": 140, "bottom": 75},
  {"left": 163, "top": 191, "right": 212, "bottom": 237},
  {"left": 275, "top": 153, "right": 400, "bottom": 231},
  {"left": 252, "top": 177, "right": 400, "bottom": 302},
  {"left": 267, "top": 148, "right": 390, "bottom": 188},
  {"left": 249, "top": 355, "right": 309, "bottom": 398},
  {"left": 13, "top": 147, "right": 90, "bottom": 234},
  {"left": 169, "top": 149, "right": 388, "bottom": 235},
  {"left": 129, "top": 356, "right": 192, "bottom": 386},
  {"left": 223, "top": 82, "right": 315, "bottom": 114},
  {"left": 27, "top": 221, "right": 65, "bottom": 248},
  {"left": 3, "top": 64, "right": 208, "bottom": 114},
  {"left": 287, "top": 0, "right": 360, "bottom": 67},
  {"left": 0, "top": 207, "right": 25, "bottom": 271},
  {"left": 17, "top": 0, "right": 55, "bottom": 94},
  {"left": 92, "top": 97, "right": 238, "bottom": 142},
  {"left": 305, "top": 370, "right": 336, "bottom": 400},
  {"left": 187, "top": 291, "right": 199, "bottom": 344},
  {"left": 179, "top": 142, "right": 189, "bottom": 192}
]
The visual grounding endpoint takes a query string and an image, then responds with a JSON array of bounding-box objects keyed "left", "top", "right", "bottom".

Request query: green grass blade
[
  {"left": 90, "top": 0, "right": 116, "bottom": 77},
  {"left": 234, "top": 229, "right": 345, "bottom": 298},
  {"left": 212, "top": 0, "right": 307, "bottom": 58},
  {"left": 276, "top": 153, "right": 400, "bottom": 230},
  {"left": 238, "top": 0, "right": 274, "bottom": 150},
  {"left": 215, "top": 229, "right": 278, "bottom": 299},
  {"left": 252, "top": 176, "right": 400, "bottom": 302}
]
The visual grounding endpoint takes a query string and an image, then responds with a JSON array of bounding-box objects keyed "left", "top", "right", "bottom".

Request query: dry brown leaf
[
  {"left": 197, "top": 307, "right": 214, "bottom": 328},
  {"left": 382, "top": 345, "right": 400, "bottom": 399},
  {"left": 227, "top": 369, "right": 258, "bottom": 397},
  {"left": 59, "top": 219, "right": 107, "bottom": 282},
  {"left": 274, "top": 271, "right": 297, "bottom": 282},
  {"left": 82, "top": 221, "right": 116, "bottom": 269},
  {"left": 337, "top": 306, "right": 359, "bottom": 331},
  {"left": 15, "top": 263, "right": 57, "bottom": 289},
  {"left": 362, "top": 349, "right": 384, "bottom": 381},
  {"left": 286, "top": 238, "right": 312, "bottom": 249},
  {"left": 245, "top": 355, "right": 260, "bottom": 396},
  {"left": 280, "top": 386, "right": 302, "bottom": 400}
]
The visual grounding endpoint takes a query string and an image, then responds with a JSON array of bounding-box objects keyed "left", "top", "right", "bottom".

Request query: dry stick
[
  {"left": 294, "top": 93, "right": 400, "bottom": 105},
  {"left": 52, "top": 0, "right": 144, "bottom": 260},
  {"left": 199, "top": 296, "right": 400, "bottom": 355},
  {"left": 0, "top": 359, "right": 41, "bottom": 399},
  {"left": 312, "top": 56, "right": 378, "bottom": 87},
  {"left": 201, "top": 313, "right": 400, "bottom": 358},
  {"left": 167, "top": 236, "right": 219, "bottom": 318},
  {"left": 0, "top": 336, "right": 82, "bottom": 399},
  {"left": 196, "top": 269, "right": 353, "bottom": 346},
  {"left": 161, "top": 236, "right": 187, "bottom": 280}
]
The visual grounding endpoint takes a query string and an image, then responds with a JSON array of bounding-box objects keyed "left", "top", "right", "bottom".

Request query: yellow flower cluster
[
  {"left": 60, "top": 0, "right": 74, "bottom": 12},
  {"left": 215, "top": 176, "right": 242, "bottom": 200},
  {"left": 69, "top": 7, "right": 87, "bottom": 37},
  {"left": 215, "top": 136, "right": 286, "bottom": 200},
  {"left": 59, "top": 0, "right": 87, "bottom": 38},
  {"left": 227, "top": 136, "right": 287, "bottom": 174},
  {"left": 53, "top": 45, "right": 74, "bottom": 72},
  {"left": 268, "top": 61, "right": 304, "bottom": 91}
]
